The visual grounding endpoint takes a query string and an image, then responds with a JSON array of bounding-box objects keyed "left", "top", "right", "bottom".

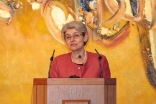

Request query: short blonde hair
[
  {"left": 61, "top": 21, "right": 88, "bottom": 36},
  {"left": 61, "top": 21, "right": 88, "bottom": 45}
]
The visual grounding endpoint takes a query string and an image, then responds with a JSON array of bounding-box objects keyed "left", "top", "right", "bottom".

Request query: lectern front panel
[{"left": 48, "top": 85, "right": 104, "bottom": 104}]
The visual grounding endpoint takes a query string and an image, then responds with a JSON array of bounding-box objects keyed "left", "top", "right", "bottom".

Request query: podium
[{"left": 33, "top": 78, "right": 116, "bottom": 104}]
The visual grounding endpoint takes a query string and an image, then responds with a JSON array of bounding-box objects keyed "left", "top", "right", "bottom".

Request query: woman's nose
[{"left": 70, "top": 36, "right": 75, "bottom": 41}]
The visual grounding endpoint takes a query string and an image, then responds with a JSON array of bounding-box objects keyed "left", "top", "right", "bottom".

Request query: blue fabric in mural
[
  {"left": 80, "top": 0, "right": 91, "bottom": 12},
  {"left": 130, "top": 0, "right": 137, "bottom": 16}
]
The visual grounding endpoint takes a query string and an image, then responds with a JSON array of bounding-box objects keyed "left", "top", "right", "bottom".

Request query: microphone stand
[
  {"left": 48, "top": 50, "right": 55, "bottom": 78},
  {"left": 95, "top": 49, "right": 103, "bottom": 78}
]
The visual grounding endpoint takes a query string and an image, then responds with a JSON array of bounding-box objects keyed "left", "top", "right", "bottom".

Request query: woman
[{"left": 50, "top": 21, "right": 111, "bottom": 78}]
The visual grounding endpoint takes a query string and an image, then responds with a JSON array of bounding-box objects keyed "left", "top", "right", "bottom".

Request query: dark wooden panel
[
  {"left": 36, "top": 85, "right": 47, "bottom": 104},
  {"left": 33, "top": 85, "right": 37, "bottom": 104},
  {"left": 62, "top": 100, "right": 90, "bottom": 104},
  {"left": 104, "top": 85, "right": 116, "bottom": 104},
  {"left": 34, "top": 78, "right": 47, "bottom": 85},
  {"left": 104, "top": 78, "right": 116, "bottom": 85}
]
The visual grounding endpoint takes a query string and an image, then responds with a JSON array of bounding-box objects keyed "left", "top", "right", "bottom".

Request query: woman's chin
[{"left": 69, "top": 47, "right": 81, "bottom": 52}]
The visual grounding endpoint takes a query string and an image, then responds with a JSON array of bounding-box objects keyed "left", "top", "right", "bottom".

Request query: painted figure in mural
[{"left": 50, "top": 21, "right": 111, "bottom": 78}]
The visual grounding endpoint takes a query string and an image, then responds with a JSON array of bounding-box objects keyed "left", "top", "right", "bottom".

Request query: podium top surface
[{"left": 33, "top": 78, "right": 116, "bottom": 85}]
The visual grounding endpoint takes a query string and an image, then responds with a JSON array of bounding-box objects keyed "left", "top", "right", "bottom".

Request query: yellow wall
[{"left": 0, "top": 1, "right": 156, "bottom": 104}]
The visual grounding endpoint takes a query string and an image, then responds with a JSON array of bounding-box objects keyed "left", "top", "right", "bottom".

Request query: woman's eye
[
  {"left": 66, "top": 36, "right": 71, "bottom": 39},
  {"left": 74, "top": 34, "right": 80, "bottom": 38}
]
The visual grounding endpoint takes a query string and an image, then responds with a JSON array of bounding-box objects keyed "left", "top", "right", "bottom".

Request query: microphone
[
  {"left": 50, "top": 50, "right": 55, "bottom": 61},
  {"left": 95, "top": 49, "right": 103, "bottom": 78},
  {"left": 78, "top": 55, "right": 81, "bottom": 58},
  {"left": 69, "top": 75, "right": 80, "bottom": 78},
  {"left": 95, "top": 49, "right": 102, "bottom": 61},
  {"left": 48, "top": 50, "right": 55, "bottom": 78}
]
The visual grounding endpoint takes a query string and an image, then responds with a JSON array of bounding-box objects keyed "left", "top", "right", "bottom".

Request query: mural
[
  {"left": 0, "top": 0, "right": 155, "bottom": 90},
  {"left": 32, "top": 0, "right": 156, "bottom": 88},
  {"left": 0, "top": 0, "right": 21, "bottom": 24}
]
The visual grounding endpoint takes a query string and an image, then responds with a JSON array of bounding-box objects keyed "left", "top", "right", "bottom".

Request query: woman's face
[{"left": 64, "top": 28, "right": 88, "bottom": 52}]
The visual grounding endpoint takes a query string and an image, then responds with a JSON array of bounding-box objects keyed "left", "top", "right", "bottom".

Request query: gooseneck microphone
[
  {"left": 95, "top": 49, "right": 102, "bottom": 61},
  {"left": 78, "top": 55, "right": 82, "bottom": 58},
  {"left": 69, "top": 75, "right": 80, "bottom": 78},
  {"left": 95, "top": 49, "right": 103, "bottom": 78},
  {"left": 48, "top": 49, "right": 55, "bottom": 78}
]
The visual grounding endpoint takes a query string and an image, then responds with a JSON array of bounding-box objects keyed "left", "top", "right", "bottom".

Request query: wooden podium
[{"left": 33, "top": 78, "right": 116, "bottom": 104}]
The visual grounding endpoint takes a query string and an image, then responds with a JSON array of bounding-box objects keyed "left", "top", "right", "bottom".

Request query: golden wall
[{"left": 0, "top": 0, "right": 156, "bottom": 104}]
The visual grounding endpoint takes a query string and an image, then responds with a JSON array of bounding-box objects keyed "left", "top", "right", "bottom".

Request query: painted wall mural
[
  {"left": 28, "top": 0, "right": 155, "bottom": 88},
  {"left": 0, "top": 0, "right": 156, "bottom": 104},
  {"left": 0, "top": 0, "right": 21, "bottom": 24}
]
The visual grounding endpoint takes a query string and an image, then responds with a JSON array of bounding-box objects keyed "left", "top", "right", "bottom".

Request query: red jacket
[{"left": 50, "top": 51, "right": 111, "bottom": 78}]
